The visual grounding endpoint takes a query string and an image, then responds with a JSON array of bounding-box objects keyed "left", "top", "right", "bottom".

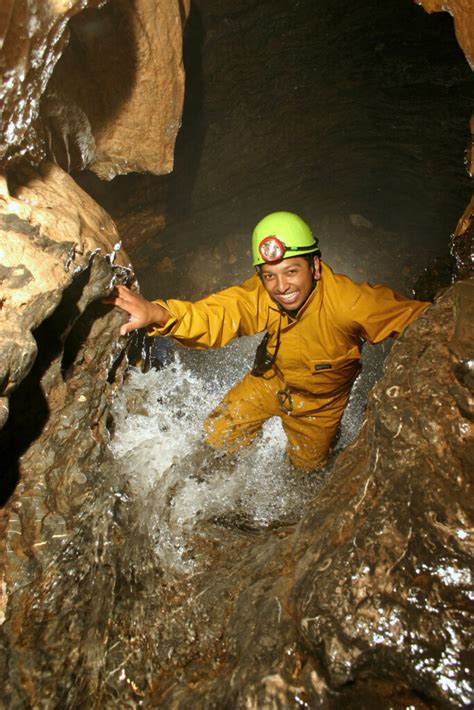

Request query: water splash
[{"left": 109, "top": 336, "right": 387, "bottom": 572}]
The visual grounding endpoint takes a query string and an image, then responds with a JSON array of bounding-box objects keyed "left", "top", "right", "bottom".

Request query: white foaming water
[
  {"left": 110, "top": 336, "right": 386, "bottom": 572},
  {"left": 110, "top": 357, "right": 222, "bottom": 487},
  {"left": 111, "top": 336, "right": 259, "bottom": 485}
]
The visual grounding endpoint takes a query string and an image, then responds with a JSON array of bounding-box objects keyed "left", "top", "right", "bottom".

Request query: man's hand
[{"left": 104, "top": 284, "right": 170, "bottom": 336}]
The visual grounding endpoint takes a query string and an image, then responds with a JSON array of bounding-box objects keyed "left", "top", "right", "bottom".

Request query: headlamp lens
[{"left": 258, "top": 236, "right": 285, "bottom": 263}]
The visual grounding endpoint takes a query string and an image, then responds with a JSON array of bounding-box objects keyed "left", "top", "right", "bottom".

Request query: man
[{"left": 107, "top": 211, "right": 429, "bottom": 471}]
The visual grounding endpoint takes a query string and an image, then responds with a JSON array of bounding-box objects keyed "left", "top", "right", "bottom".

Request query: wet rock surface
[
  {"left": 1, "top": 275, "right": 472, "bottom": 708},
  {"left": 417, "top": 0, "right": 474, "bottom": 69},
  {"left": 290, "top": 284, "right": 473, "bottom": 707},
  {"left": 1, "top": 0, "right": 188, "bottom": 177},
  {"left": 0, "top": 0, "right": 473, "bottom": 707},
  {"left": 414, "top": 195, "right": 474, "bottom": 301},
  {"left": 0, "top": 160, "right": 132, "bottom": 678},
  {"left": 0, "top": 0, "right": 104, "bottom": 167},
  {"left": 0, "top": 161, "right": 130, "bottom": 435}
]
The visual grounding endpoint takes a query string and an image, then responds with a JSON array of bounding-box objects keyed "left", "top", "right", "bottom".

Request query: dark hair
[{"left": 303, "top": 250, "right": 321, "bottom": 264}]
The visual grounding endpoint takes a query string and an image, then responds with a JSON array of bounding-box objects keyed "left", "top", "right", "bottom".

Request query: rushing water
[{"left": 109, "top": 334, "right": 390, "bottom": 575}]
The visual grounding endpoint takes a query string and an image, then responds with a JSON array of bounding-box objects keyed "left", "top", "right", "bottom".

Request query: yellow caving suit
[{"left": 147, "top": 263, "right": 429, "bottom": 470}]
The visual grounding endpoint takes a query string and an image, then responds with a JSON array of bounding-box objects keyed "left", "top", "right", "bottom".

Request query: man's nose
[{"left": 276, "top": 275, "right": 289, "bottom": 292}]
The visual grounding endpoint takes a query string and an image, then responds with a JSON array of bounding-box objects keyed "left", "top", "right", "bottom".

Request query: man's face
[{"left": 259, "top": 255, "right": 321, "bottom": 311}]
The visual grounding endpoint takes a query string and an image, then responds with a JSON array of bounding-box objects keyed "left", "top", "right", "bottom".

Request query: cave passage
[
  {"left": 103, "top": 0, "right": 473, "bottom": 538},
  {"left": 2, "top": 2, "right": 473, "bottom": 707},
  {"left": 82, "top": 0, "right": 473, "bottom": 306},
  {"left": 87, "top": 0, "right": 473, "bottom": 503}
]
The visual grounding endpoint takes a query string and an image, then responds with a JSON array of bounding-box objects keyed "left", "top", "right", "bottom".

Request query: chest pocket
[{"left": 309, "top": 354, "right": 361, "bottom": 396}]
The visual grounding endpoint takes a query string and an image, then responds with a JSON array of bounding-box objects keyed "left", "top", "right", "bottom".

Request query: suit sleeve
[
  {"left": 146, "top": 275, "right": 267, "bottom": 349},
  {"left": 346, "top": 281, "right": 430, "bottom": 343}
]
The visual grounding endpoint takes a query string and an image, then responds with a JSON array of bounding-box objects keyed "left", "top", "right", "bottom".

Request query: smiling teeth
[{"left": 280, "top": 293, "right": 297, "bottom": 301}]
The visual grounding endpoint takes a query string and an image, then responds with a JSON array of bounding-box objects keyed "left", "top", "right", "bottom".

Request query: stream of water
[{"left": 109, "top": 334, "right": 390, "bottom": 575}]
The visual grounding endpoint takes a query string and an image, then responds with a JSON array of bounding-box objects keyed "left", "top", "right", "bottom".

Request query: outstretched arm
[
  {"left": 104, "top": 284, "right": 170, "bottom": 336},
  {"left": 348, "top": 282, "right": 430, "bottom": 343}
]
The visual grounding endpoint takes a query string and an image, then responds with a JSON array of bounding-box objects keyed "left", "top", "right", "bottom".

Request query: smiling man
[{"left": 107, "top": 212, "right": 429, "bottom": 471}]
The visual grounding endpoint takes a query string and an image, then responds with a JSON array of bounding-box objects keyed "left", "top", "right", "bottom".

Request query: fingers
[
  {"left": 111, "top": 284, "right": 133, "bottom": 302},
  {"left": 103, "top": 284, "right": 127, "bottom": 304},
  {"left": 120, "top": 320, "right": 136, "bottom": 336},
  {"left": 115, "top": 284, "right": 134, "bottom": 298},
  {"left": 103, "top": 284, "right": 154, "bottom": 336},
  {"left": 103, "top": 285, "right": 142, "bottom": 309}
]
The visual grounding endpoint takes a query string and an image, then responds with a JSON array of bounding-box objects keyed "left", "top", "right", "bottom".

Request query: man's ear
[{"left": 312, "top": 255, "right": 321, "bottom": 281}]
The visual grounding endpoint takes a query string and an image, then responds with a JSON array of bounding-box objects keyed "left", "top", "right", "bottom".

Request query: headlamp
[
  {"left": 258, "top": 235, "right": 317, "bottom": 264},
  {"left": 258, "top": 236, "right": 285, "bottom": 263}
]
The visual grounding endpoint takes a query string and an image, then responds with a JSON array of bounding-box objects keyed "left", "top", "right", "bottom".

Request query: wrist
[{"left": 149, "top": 301, "right": 169, "bottom": 326}]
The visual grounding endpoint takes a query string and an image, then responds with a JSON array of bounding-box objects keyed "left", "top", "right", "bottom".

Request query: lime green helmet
[{"left": 252, "top": 211, "right": 319, "bottom": 266}]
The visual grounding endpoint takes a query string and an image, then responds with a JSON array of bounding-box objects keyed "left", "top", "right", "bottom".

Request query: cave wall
[
  {"left": 417, "top": 0, "right": 474, "bottom": 69},
  {"left": 0, "top": 0, "right": 190, "bottom": 658},
  {"left": 42, "top": 0, "right": 189, "bottom": 179},
  {"left": 0, "top": 163, "right": 126, "bottom": 429},
  {"left": 1, "top": 1, "right": 471, "bottom": 176},
  {"left": 1, "top": 0, "right": 189, "bottom": 177},
  {"left": 0, "top": 0, "right": 190, "bottom": 446},
  {"left": 0, "top": 0, "right": 472, "bottom": 707},
  {"left": 1, "top": 0, "right": 104, "bottom": 169}
]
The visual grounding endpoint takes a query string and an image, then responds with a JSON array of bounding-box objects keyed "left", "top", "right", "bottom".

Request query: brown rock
[
  {"left": 156, "top": 256, "right": 175, "bottom": 273},
  {"left": 0, "top": 0, "right": 105, "bottom": 167},
  {"left": 0, "top": 160, "right": 130, "bottom": 426},
  {"left": 1, "top": 0, "right": 190, "bottom": 178},
  {"left": 415, "top": 0, "right": 474, "bottom": 69},
  {"left": 44, "top": 0, "right": 190, "bottom": 178},
  {"left": 115, "top": 207, "right": 166, "bottom": 253}
]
